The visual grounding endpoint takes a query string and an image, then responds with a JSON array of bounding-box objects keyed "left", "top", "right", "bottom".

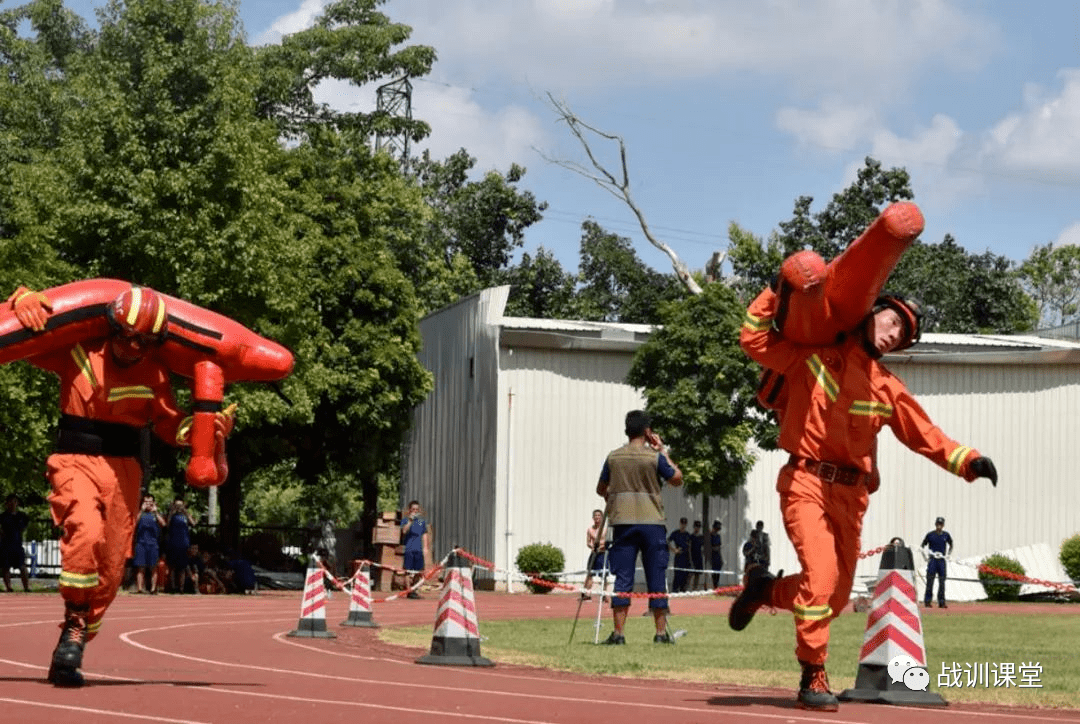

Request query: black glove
[{"left": 970, "top": 456, "right": 997, "bottom": 487}]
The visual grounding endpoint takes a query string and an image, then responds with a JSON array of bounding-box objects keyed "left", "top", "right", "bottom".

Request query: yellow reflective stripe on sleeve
[
  {"left": 107, "top": 386, "right": 154, "bottom": 402},
  {"left": 742, "top": 311, "right": 772, "bottom": 332},
  {"left": 59, "top": 570, "right": 99, "bottom": 589},
  {"left": 70, "top": 344, "right": 98, "bottom": 389},
  {"left": 176, "top": 416, "right": 193, "bottom": 445},
  {"left": 948, "top": 445, "right": 973, "bottom": 475},
  {"left": 849, "top": 400, "right": 894, "bottom": 418},
  {"left": 793, "top": 603, "right": 833, "bottom": 621},
  {"left": 806, "top": 354, "right": 838, "bottom": 402}
]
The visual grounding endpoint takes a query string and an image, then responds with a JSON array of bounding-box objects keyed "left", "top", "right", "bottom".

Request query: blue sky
[{"left": 60, "top": 1, "right": 1080, "bottom": 277}]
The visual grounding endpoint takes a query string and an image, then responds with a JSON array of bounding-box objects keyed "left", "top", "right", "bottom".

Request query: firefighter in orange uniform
[
  {"left": 6, "top": 284, "right": 234, "bottom": 687},
  {"left": 731, "top": 281, "right": 997, "bottom": 712}
]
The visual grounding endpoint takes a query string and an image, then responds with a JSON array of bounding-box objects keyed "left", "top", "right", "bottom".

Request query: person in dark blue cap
[{"left": 921, "top": 517, "right": 953, "bottom": 608}]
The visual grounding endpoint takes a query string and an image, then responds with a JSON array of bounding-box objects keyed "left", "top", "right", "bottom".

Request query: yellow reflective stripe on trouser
[
  {"left": 806, "top": 355, "right": 838, "bottom": 402},
  {"left": 87, "top": 620, "right": 102, "bottom": 635},
  {"left": 793, "top": 603, "right": 833, "bottom": 621},
  {"left": 948, "top": 445, "right": 973, "bottom": 475},
  {"left": 742, "top": 311, "right": 772, "bottom": 332},
  {"left": 59, "top": 570, "right": 99, "bottom": 589},
  {"left": 849, "top": 400, "right": 894, "bottom": 418}
]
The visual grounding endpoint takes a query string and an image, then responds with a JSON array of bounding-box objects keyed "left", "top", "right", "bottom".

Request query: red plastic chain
[{"left": 977, "top": 564, "right": 1078, "bottom": 593}]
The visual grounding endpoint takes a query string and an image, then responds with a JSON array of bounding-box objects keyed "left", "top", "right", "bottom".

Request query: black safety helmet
[{"left": 872, "top": 293, "right": 924, "bottom": 352}]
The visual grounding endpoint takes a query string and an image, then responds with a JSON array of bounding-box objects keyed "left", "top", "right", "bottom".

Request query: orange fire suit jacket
[{"left": 740, "top": 286, "right": 982, "bottom": 481}]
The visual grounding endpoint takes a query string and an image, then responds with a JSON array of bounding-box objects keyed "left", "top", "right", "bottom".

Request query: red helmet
[
  {"left": 873, "top": 293, "right": 923, "bottom": 352},
  {"left": 107, "top": 286, "right": 169, "bottom": 344}
]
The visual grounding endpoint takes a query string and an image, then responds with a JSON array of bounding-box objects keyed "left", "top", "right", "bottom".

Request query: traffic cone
[
  {"left": 416, "top": 551, "right": 493, "bottom": 667},
  {"left": 340, "top": 562, "right": 378, "bottom": 628},
  {"left": 838, "top": 543, "right": 945, "bottom": 706},
  {"left": 287, "top": 558, "right": 336, "bottom": 639}
]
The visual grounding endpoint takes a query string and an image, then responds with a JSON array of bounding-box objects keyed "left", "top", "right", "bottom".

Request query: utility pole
[{"left": 375, "top": 76, "right": 412, "bottom": 172}]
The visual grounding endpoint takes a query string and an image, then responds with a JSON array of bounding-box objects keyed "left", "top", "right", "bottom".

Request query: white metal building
[{"left": 401, "top": 286, "right": 1080, "bottom": 593}]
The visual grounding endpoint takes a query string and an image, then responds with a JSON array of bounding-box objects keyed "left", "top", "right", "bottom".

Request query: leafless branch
[{"left": 536, "top": 92, "right": 703, "bottom": 296}]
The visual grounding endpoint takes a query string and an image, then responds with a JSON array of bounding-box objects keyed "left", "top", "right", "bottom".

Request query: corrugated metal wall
[
  {"left": 401, "top": 287, "right": 507, "bottom": 569},
  {"left": 494, "top": 344, "right": 747, "bottom": 586}
]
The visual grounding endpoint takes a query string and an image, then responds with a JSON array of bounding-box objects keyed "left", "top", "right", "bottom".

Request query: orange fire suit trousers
[
  {"left": 47, "top": 453, "right": 142, "bottom": 640},
  {"left": 767, "top": 464, "right": 869, "bottom": 666}
]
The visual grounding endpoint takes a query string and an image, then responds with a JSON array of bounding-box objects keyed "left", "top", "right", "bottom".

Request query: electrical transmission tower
[{"left": 375, "top": 76, "right": 413, "bottom": 171}]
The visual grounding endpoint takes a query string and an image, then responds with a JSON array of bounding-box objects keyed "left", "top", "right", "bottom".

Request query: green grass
[{"left": 381, "top": 606, "right": 1080, "bottom": 709}]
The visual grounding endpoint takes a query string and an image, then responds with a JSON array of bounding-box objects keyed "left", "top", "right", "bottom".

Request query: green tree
[
  {"left": 412, "top": 149, "right": 547, "bottom": 310},
  {"left": 575, "top": 220, "right": 683, "bottom": 324},
  {"left": 252, "top": 0, "right": 435, "bottom": 143},
  {"left": 0, "top": 0, "right": 440, "bottom": 549},
  {"left": 890, "top": 237, "right": 1036, "bottom": 333},
  {"left": 625, "top": 282, "right": 763, "bottom": 535},
  {"left": 501, "top": 247, "right": 578, "bottom": 319},
  {"left": 1017, "top": 242, "right": 1080, "bottom": 328}
]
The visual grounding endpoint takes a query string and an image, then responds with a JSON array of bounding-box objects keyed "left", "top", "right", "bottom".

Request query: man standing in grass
[
  {"left": 596, "top": 410, "right": 683, "bottom": 645},
  {"left": 921, "top": 517, "right": 953, "bottom": 608}
]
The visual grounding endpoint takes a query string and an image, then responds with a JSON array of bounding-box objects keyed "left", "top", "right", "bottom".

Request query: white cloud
[
  {"left": 775, "top": 102, "right": 879, "bottom": 151},
  {"left": 1057, "top": 222, "right": 1080, "bottom": 247},
  {"left": 382, "top": 0, "right": 1000, "bottom": 97},
  {"left": 254, "top": 0, "right": 328, "bottom": 46},
  {"left": 410, "top": 85, "right": 549, "bottom": 172},
  {"left": 980, "top": 69, "right": 1080, "bottom": 182}
]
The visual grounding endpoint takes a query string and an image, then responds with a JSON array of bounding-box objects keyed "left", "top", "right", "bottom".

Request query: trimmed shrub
[
  {"left": 978, "top": 553, "right": 1026, "bottom": 601},
  {"left": 515, "top": 542, "right": 565, "bottom": 594},
  {"left": 1060, "top": 534, "right": 1080, "bottom": 585}
]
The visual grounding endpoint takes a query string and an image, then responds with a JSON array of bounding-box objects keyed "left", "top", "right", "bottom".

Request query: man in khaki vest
[{"left": 596, "top": 410, "right": 683, "bottom": 645}]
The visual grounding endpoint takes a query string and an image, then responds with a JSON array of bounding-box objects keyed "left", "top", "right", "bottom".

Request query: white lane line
[
  {"left": 118, "top": 623, "right": 867, "bottom": 723},
  {"left": 0, "top": 697, "right": 211, "bottom": 724},
  {"left": 199, "top": 687, "right": 558, "bottom": 724}
]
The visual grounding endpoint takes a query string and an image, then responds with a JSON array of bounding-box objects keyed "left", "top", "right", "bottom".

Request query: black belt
[
  {"left": 56, "top": 414, "right": 143, "bottom": 458},
  {"left": 788, "top": 455, "right": 872, "bottom": 487}
]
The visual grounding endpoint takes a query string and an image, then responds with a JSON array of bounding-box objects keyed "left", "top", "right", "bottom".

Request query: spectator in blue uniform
[
  {"left": 690, "top": 520, "right": 704, "bottom": 590},
  {"left": 132, "top": 494, "right": 165, "bottom": 594},
  {"left": 709, "top": 520, "right": 724, "bottom": 588},
  {"left": 165, "top": 498, "right": 197, "bottom": 593},
  {"left": 921, "top": 516, "right": 953, "bottom": 608},
  {"left": 667, "top": 518, "right": 692, "bottom": 593},
  {"left": 401, "top": 500, "right": 431, "bottom": 599}
]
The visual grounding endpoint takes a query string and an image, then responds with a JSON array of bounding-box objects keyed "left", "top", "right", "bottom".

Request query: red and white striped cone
[
  {"left": 839, "top": 544, "right": 945, "bottom": 705},
  {"left": 416, "top": 551, "right": 493, "bottom": 667},
  {"left": 340, "top": 562, "right": 378, "bottom": 628},
  {"left": 287, "top": 557, "right": 336, "bottom": 639}
]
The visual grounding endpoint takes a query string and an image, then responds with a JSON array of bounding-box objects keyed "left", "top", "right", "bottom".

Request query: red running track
[{"left": 1, "top": 590, "right": 1077, "bottom": 724}]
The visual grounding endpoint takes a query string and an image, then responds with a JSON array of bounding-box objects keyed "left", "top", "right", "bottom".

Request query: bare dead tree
[{"left": 536, "top": 92, "right": 707, "bottom": 296}]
